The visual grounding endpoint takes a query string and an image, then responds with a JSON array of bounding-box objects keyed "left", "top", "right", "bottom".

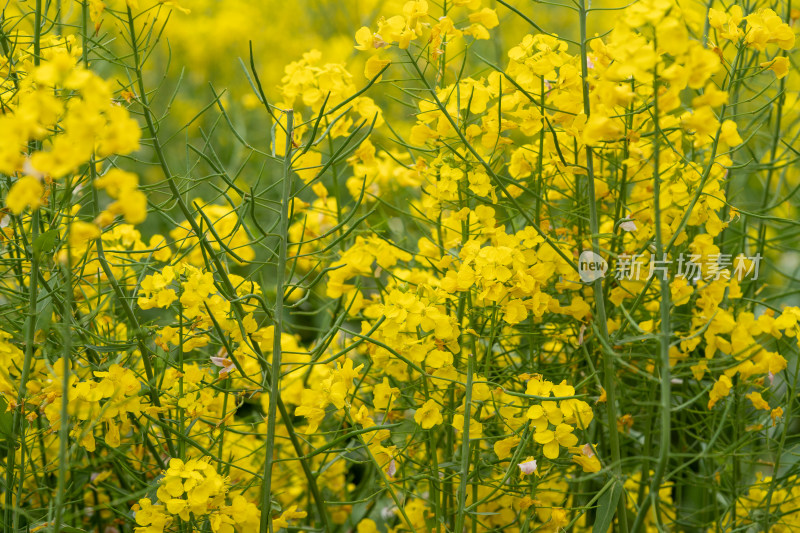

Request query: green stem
[
  {"left": 53, "top": 205, "right": 74, "bottom": 533},
  {"left": 4, "top": 212, "right": 39, "bottom": 531},
  {"left": 5, "top": 2, "right": 46, "bottom": 512},
  {"left": 33, "top": 0, "right": 42, "bottom": 66},
  {"left": 630, "top": 42, "right": 671, "bottom": 533},
  {"left": 454, "top": 356, "right": 474, "bottom": 533},
  {"left": 577, "top": 2, "right": 628, "bottom": 531},
  {"left": 260, "top": 109, "right": 294, "bottom": 533}
]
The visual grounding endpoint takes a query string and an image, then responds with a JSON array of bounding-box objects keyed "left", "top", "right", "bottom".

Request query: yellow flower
[
  {"left": 6, "top": 176, "right": 43, "bottom": 215},
  {"left": 294, "top": 150, "right": 322, "bottom": 183},
  {"left": 426, "top": 348, "right": 453, "bottom": 368},
  {"left": 548, "top": 508, "right": 569, "bottom": 531},
  {"left": 571, "top": 443, "right": 601, "bottom": 472},
  {"left": 452, "top": 413, "right": 483, "bottom": 439},
  {"left": 414, "top": 399, "right": 443, "bottom": 429},
  {"left": 708, "top": 375, "right": 733, "bottom": 409},
  {"left": 582, "top": 114, "right": 623, "bottom": 146},
  {"left": 760, "top": 57, "right": 790, "bottom": 79},
  {"left": 746, "top": 391, "right": 770, "bottom": 411},
  {"left": 95, "top": 169, "right": 147, "bottom": 224},
  {"left": 138, "top": 266, "right": 178, "bottom": 310},
  {"left": 534, "top": 424, "right": 578, "bottom": 459},
  {"left": 526, "top": 376, "right": 554, "bottom": 397},
  {"left": 681, "top": 106, "right": 719, "bottom": 144},
  {"left": 468, "top": 8, "right": 499, "bottom": 29},
  {"left": 745, "top": 9, "right": 795, "bottom": 50},
  {"left": 159, "top": 1, "right": 191, "bottom": 15},
  {"left": 373, "top": 378, "right": 400, "bottom": 410},
  {"left": 689, "top": 362, "right": 708, "bottom": 383},
  {"left": 94, "top": 169, "right": 138, "bottom": 197},
  {"left": 149, "top": 235, "right": 172, "bottom": 262},
  {"left": 670, "top": 278, "right": 693, "bottom": 306},
  {"left": 364, "top": 55, "right": 391, "bottom": 80},
  {"left": 357, "top": 518, "right": 379, "bottom": 533},
  {"left": 719, "top": 120, "right": 743, "bottom": 147},
  {"left": 225, "top": 495, "right": 260, "bottom": 529},
  {"left": 503, "top": 298, "right": 528, "bottom": 325},
  {"left": 108, "top": 189, "right": 148, "bottom": 225},
  {"left": 708, "top": 5, "right": 744, "bottom": 42},
  {"left": 68, "top": 221, "right": 101, "bottom": 248},
  {"left": 134, "top": 498, "right": 171, "bottom": 531},
  {"left": 771, "top": 406, "right": 784, "bottom": 425},
  {"left": 273, "top": 505, "right": 308, "bottom": 529},
  {"left": 494, "top": 435, "right": 521, "bottom": 460}
]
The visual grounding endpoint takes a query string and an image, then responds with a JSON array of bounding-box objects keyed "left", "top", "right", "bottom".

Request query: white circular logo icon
[{"left": 578, "top": 250, "right": 608, "bottom": 283}]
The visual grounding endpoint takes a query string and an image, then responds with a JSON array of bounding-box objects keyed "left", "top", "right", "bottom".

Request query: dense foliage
[{"left": 0, "top": 0, "right": 799, "bottom": 531}]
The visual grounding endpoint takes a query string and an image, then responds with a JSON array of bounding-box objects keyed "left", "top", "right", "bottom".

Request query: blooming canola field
[{"left": 0, "top": 0, "right": 799, "bottom": 532}]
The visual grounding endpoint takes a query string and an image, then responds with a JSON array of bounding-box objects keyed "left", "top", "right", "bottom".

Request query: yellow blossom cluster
[{"left": 0, "top": 0, "right": 798, "bottom": 531}]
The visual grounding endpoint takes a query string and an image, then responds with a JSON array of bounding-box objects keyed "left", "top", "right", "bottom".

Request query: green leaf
[
  {"left": 33, "top": 229, "right": 58, "bottom": 254},
  {"left": 35, "top": 294, "right": 53, "bottom": 336},
  {"left": 0, "top": 397, "right": 14, "bottom": 439},
  {"left": 593, "top": 480, "right": 622, "bottom": 533}
]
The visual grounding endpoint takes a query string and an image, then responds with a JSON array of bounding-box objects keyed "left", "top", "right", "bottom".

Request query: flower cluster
[
  {"left": 133, "top": 458, "right": 259, "bottom": 533},
  {"left": 0, "top": 0, "right": 798, "bottom": 531}
]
